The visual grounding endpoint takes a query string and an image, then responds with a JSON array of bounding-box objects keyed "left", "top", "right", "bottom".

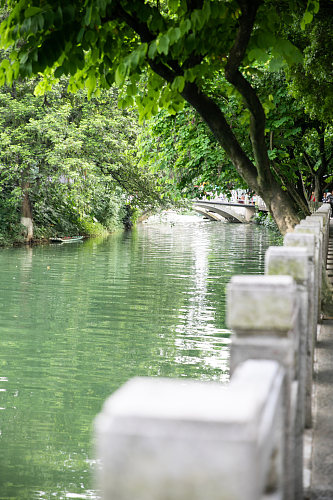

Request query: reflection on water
[{"left": 0, "top": 214, "right": 281, "bottom": 499}]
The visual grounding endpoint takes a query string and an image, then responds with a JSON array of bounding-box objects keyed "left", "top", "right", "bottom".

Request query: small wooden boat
[{"left": 50, "top": 236, "right": 84, "bottom": 243}]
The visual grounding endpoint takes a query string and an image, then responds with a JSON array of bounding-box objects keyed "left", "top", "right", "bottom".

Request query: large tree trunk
[
  {"left": 181, "top": 82, "right": 300, "bottom": 234},
  {"left": 259, "top": 180, "right": 302, "bottom": 234}
]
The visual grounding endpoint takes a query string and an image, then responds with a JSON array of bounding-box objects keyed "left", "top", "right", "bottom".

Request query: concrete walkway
[{"left": 308, "top": 223, "right": 333, "bottom": 499}]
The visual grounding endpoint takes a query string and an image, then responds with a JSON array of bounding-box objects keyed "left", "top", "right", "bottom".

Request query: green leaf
[
  {"left": 25, "top": 7, "right": 42, "bottom": 18},
  {"left": 115, "top": 62, "right": 127, "bottom": 86},
  {"left": 129, "top": 50, "right": 140, "bottom": 68},
  {"left": 180, "top": 18, "right": 191, "bottom": 35},
  {"left": 157, "top": 34, "right": 169, "bottom": 55},
  {"left": 171, "top": 76, "right": 185, "bottom": 93},
  {"left": 301, "top": 10, "right": 313, "bottom": 30},
  {"left": 191, "top": 10, "right": 204, "bottom": 30},
  {"left": 276, "top": 39, "right": 303, "bottom": 65},
  {"left": 168, "top": 27, "right": 181, "bottom": 45},
  {"left": 257, "top": 30, "right": 276, "bottom": 49},
  {"left": 54, "top": 66, "right": 64, "bottom": 78},
  {"left": 148, "top": 40, "right": 157, "bottom": 59},
  {"left": 126, "top": 83, "right": 137, "bottom": 96},
  {"left": 19, "top": 52, "right": 29, "bottom": 64},
  {"left": 86, "top": 70, "right": 97, "bottom": 98},
  {"left": 184, "top": 68, "right": 196, "bottom": 83},
  {"left": 168, "top": 0, "right": 179, "bottom": 11},
  {"left": 247, "top": 48, "right": 269, "bottom": 63},
  {"left": 269, "top": 56, "right": 285, "bottom": 72},
  {"left": 137, "top": 43, "right": 148, "bottom": 61},
  {"left": 85, "top": 30, "right": 97, "bottom": 44},
  {"left": 84, "top": 6, "right": 92, "bottom": 26},
  {"left": 184, "top": 33, "right": 196, "bottom": 53},
  {"left": 77, "top": 28, "right": 85, "bottom": 43}
]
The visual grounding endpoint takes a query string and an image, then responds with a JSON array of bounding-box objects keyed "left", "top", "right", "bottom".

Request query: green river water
[{"left": 0, "top": 213, "right": 281, "bottom": 499}]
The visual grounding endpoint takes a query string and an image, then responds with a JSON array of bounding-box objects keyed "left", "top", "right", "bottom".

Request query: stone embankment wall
[{"left": 94, "top": 204, "right": 331, "bottom": 500}]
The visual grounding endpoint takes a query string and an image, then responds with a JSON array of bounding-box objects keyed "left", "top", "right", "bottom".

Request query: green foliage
[
  {"left": 0, "top": 79, "right": 165, "bottom": 244},
  {"left": 253, "top": 211, "right": 280, "bottom": 233},
  {"left": 288, "top": 10, "right": 333, "bottom": 122},
  {"left": 0, "top": 154, "right": 25, "bottom": 244},
  {"left": 0, "top": 0, "right": 311, "bottom": 121},
  {"left": 137, "top": 98, "right": 249, "bottom": 198}
]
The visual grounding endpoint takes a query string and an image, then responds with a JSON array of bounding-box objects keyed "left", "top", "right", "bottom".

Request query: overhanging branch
[{"left": 224, "top": 0, "right": 271, "bottom": 186}]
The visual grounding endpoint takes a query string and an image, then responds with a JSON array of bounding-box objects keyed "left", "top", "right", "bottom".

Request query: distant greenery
[{"left": 0, "top": 79, "right": 166, "bottom": 245}]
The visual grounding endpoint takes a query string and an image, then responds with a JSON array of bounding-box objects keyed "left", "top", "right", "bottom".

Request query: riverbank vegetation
[
  {"left": 0, "top": 78, "right": 168, "bottom": 245},
  {"left": 0, "top": 1, "right": 332, "bottom": 240}
]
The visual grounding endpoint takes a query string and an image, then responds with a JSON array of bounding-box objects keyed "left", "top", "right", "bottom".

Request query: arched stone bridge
[{"left": 192, "top": 199, "right": 268, "bottom": 223}]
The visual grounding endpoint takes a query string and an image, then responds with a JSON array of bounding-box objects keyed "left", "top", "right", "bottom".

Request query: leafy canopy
[{"left": 0, "top": 0, "right": 316, "bottom": 118}]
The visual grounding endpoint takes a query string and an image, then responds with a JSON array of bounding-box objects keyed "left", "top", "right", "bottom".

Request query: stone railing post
[
  {"left": 283, "top": 232, "right": 317, "bottom": 429},
  {"left": 303, "top": 215, "right": 325, "bottom": 261},
  {"left": 265, "top": 247, "right": 310, "bottom": 422},
  {"left": 311, "top": 206, "right": 330, "bottom": 259},
  {"left": 294, "top": 223, "right": 322, "bottom": 321},
  {"left": 265, "top": 246, "right": 310, "bottom": 496},
  {"left": 227, "top": 275, "right": 301, "bottom": 500},
  {"left": 95, "top": 360, "right": 286, "bottom": 500}
]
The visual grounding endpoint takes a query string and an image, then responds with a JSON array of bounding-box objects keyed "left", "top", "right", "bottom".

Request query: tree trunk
[
  {"left": 21, "top": 182, "right": 33, "bottom": 242},
  {"left": 271, "top": 163, "right": 310, "bottom": 218},
  {"left": 258, "top": 180, "right": 301, "bottom": 234},
  {"left": 181, "top": 82, "right": 300, "bottom": 234}
]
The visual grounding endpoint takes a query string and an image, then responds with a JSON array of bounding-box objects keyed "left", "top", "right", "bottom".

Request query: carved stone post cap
[
  {"left": 305, "top": 215, "right": 323, "bottom": 228},
  {"left": 98, "top": 361, "right": 281, "bottom": 429},
  {"left": 266, "top": 246, "right": 310, "bottom": 283},
  {"left": 317, "top": 204, "right": 331, "bottom": 213},
  {"left": 227, "top": 275, "right": 297, "bottom": 334},
  {"left": 297, "top": 222, "right": 322, "bottom": 236},
  {"left": 284, "top": 232, "right": 316, "bottom": 254}
]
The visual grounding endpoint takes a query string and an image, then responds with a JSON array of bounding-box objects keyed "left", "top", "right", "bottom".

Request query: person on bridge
[{"left": 326, "top": 190, "right": 333, "bottom": 217}]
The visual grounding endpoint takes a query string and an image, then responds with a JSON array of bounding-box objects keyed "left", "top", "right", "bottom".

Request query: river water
[{"left": 0, "top": 213, "right": 281, "bottom": 499}]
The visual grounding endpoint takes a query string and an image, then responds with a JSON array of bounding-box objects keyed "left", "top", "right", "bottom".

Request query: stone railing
[{"left": 94, "top": 204, "right": 331, "bottom": 500}]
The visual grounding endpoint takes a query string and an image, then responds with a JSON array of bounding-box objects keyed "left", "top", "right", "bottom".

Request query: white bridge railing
[{"left": 94, "top": 204, "right": 331, "bottom": 500}]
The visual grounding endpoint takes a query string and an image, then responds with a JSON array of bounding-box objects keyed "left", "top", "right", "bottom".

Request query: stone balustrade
[{"left": 94, "top": 203, "right": 331, "bottom": 500}]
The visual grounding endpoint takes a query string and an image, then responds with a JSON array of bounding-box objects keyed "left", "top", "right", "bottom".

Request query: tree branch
[
  {"left": 113, "top": 1, "right": 184, "bottom": 79},
  {"left": 112, "top": 2, "right": 155, "bottom": 44},
  {"left": 225, "top": 1, "right": 260, "bottom": 74},
  {"left": 303, "top": 152, "right": 315, "bottom": 176},
  {"left": 271, "top": 162, "right": 310, "bottom": 217},
  {"left": 224, "top": 1, "right": 272, "bottom": 187},
  {"left": 181, "top": 81, "right": 259, "bottom": 191}
]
